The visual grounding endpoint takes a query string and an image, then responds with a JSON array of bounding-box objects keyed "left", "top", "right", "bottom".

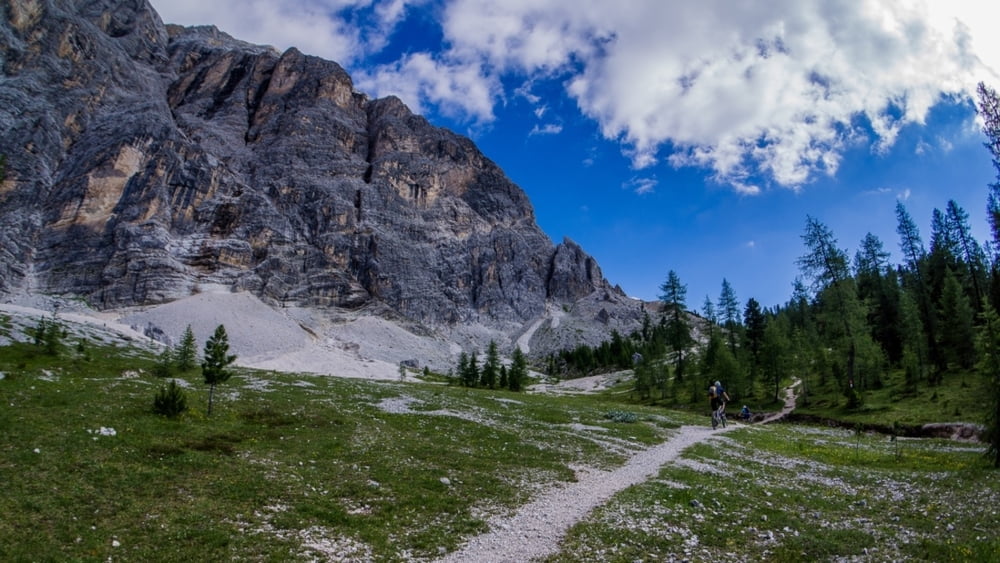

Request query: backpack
[{"left": 708, "top": 385, "right": 718, "bottom": 399}]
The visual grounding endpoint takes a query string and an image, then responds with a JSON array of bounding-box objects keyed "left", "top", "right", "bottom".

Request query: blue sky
[{"left": 150, "top": 0, "right": 1000, "bottom": 311}]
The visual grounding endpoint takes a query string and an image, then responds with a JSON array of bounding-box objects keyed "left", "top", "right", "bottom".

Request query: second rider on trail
[{"left": 708, "top": 380, "right": 730, "bottom": 429}]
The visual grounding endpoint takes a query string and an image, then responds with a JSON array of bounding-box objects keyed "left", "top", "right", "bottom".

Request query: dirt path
[
  {"left": 438, "top": 380, "right": 801, "bottom": 562},
  {"left": 436, "top": 423, "right": 737, "bottom": 563},
  {"left": 758, "top": 378, "right": 801, "bottom": 424}
]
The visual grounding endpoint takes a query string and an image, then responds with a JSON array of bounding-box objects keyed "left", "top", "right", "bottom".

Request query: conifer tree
[
  {"left": 718, "top": 278, "right": 741, "bottom": 354},
  {"left": 798, "top": 216, "right": 877, "bottom": 393},
  {"left": 938, "top": 269, "right": 977, "bottom": 372},
  {"left": 465, "top": 351, "right": 480, "bottom": 387},
  {"left": 702, "top": 295, "right": 717, "bottom": 339},
  {"left": 761, "top": 316, "right": 790, "bottom": 402},
  {"left": 743, "top": 297, "right": 766, "bottom": 395},
  {"left": 659, "top": 270, "right": 692, "bottom": 385},
  {"left": 481, "top": 341, "right": 500, "bottom": 389},
  {"left": 509, "top": 347, "right": 528, "bottom": 392},
  {"left": 152, "top": 346, "right": 174, "bottom": 378},
  {"left": 175, "top": 325, "right": 197, "bottom": 372},
  {"left": 976, "top": 307, "right": 1000, "bottom": 468},
  {"left": 202, "top": 324, "right": 236, "bottom": 416},
  {"left": 457, "top": 352, "right": 471, "bottom": 386}
]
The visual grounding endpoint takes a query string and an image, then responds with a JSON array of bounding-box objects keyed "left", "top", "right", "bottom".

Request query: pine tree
[
  {"left": 659, "top": 270, "right": 692, "bottom": 386},
  {"left": 152, "top": 346, "right": 174, "bottom": 378},
  {"left": 938, "top": 269, "right": 977, "bottom": 372},
  {"left": 175, "top": 325, "right": 197, "bottom": 372},
  {"left": 896, "top": 201, "right": 940, "bottom": 375},
  {"left": 976, "top": 307, "right": 1000, "bottom": 468},
  {"left": 509, "top": 347, "right": 528, "bottom": 392},
  {"left": 798, "top": 216, "right": 875, "bottom": 392},
  {"left": 202, "top": 324, "right": 236, "bottom": 416},
  {"left": 465, "top": 351, "right": 480, "bottom": 388},
  {"left": 719, "top": 278, "right": 741, "bottom": 355},
  {"left": 702, "top": 295, "right": 717, "bottom": 339},
  {"left": 854, "top": 233, "right": 904, "bottom": 365},
  {"left": 945, "top": 200, "right": 987, "bottom": 311},
  {"left": 153, "top": 380, "right": 188, "bottom": 418},
  {"left": 457, "top": 352, "right": 471, "bottom": 386},
  {"left": 761, "top": 316, "right": 790, "bottom": 402},
  {"left": 898, "top": 289, "right": 928, "bottom": 390},
  {"left": 481, "top": 341, "right": 500, "bottom": 389},
  {"left": 743, "top": 297, "right": 766, "bottom": 396}
]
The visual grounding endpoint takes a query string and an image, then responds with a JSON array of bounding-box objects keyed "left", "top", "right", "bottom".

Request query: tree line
[
  {"left": 545, "top": 82, "right": 1000, "bottom": 467},
  {"left": 454, "top": 340, "right": 529, "bottom": 392}
]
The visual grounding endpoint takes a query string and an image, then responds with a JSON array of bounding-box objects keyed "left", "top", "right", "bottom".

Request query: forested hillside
[{"left": 546, "top": 83, "right": 1000, "bottom": 467}]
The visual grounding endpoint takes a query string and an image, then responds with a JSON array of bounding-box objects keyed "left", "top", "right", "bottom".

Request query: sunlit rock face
[{"left": 0, "top": 0, "right": 643, "bottom": 348}]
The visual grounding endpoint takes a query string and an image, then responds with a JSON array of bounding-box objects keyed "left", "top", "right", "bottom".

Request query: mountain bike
[{"left": 711, "top": 402, "right": 727, "bottom": 429}]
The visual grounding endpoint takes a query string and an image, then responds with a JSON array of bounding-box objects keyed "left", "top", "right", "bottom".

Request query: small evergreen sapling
[
  {"left": 202, "top": 324, "right": 236, "bottom": 416},
  {"left": 153, "top": 380, "right": 188, "bottom": 418},
  {"left": 152, "top": 346, "right": 174, "bottom": 378}
]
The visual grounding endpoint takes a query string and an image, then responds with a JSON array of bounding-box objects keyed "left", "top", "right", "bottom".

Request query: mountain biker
[{"left": 708, "top": 380, "right": 731, "bottom": 429}]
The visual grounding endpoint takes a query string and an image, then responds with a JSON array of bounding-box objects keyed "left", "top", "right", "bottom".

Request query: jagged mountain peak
[{"left": 0, "top": 0, "right": 644, "bottom": 357}]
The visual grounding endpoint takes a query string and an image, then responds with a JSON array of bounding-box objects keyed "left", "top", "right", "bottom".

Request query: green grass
[
  {"left": 0, "top": 328, "right": 685, "bottom": 561},
  {"left": 795, "top": 368, "right": 987, "bottom": 427},
  {"left": 549, "top": 424, "right": 998, "bottom": 562},
  {"left": 1, "top": 313, "right": 997, "bottom": 561}
]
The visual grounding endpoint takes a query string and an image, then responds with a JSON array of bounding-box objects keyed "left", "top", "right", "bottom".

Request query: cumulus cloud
[
  {"left": 150, "top": 0, "right": 389, "bottom": 65},
  {"left": 150, "top": 0, "right": 1000, "bottom": 192},
  {"left": 436, "top": 0, "right": 1000, "bottom": 190}
]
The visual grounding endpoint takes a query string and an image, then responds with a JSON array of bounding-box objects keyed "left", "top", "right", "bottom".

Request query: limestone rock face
[{"left": 0, "top": 0, "right": 642, "bottom": 350}]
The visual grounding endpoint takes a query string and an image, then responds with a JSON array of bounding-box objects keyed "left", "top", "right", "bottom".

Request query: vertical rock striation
[{"left": 0, "top": 0, "right": 642, "bottom": 349}]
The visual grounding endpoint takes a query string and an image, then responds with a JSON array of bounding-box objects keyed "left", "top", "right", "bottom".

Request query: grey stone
[{"left": 0, "top": 0, "right": 648, "bottom": 358}]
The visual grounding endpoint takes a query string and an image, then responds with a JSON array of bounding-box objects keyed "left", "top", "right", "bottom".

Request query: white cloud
[
  {"left": 898, "top": 188, "right": 912, "bottom": 201},
  {"left": 149, "top": 0, "right": 1000, "bottom": 193},
  {"left": 149, "top": 0, "right": 385, "bottom": 64},
  {"left": 434, "top": 0, "right": 1000, "bottom": 191},
  {"left": 624, "top": 176, "right": 658, "bottom": 195},
  {"left": 529, "top": 123, "right": 562, "bottom": 136},
  {"left": 353, "top": 52, "right": 499, "bottom": 122}
]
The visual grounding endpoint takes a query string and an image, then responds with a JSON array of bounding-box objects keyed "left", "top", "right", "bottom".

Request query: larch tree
[
  {"left": 945, "top": 199, "right": 987, "bottom": 311},
  {"left": 742, "top": 297, "right": 766, "bottom": 396},
  {"left": 896, "top": 201, "right": 940, "bottom": 377},
  {"left": 702, "top": 295, "right": 717, "bottom": 339},
  {"left": 854, "top": 232, "right": 904, "bottom": 365},
  {"left": 797, "top": 216, "right": 875, "bottom": 394},
  {"left": 976, "top": 81, "right": 1000, "bottom": 468},
  {"left": 659, "top": 270, "right": 692, "bottom": 388},
  {"left": 201, "top": 324, "right": 236, "bottom": 416},
  {"left": 718, "top": 278, "right": 741, "bottom": 355},
  {"left": 976, "top": 308, "right": 1000, "bottom": 468},
  {"left": 938, "top": 269, "right": 977, "bottom": 372}
]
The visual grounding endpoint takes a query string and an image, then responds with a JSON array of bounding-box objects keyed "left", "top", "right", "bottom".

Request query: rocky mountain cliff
[{"left": 0, "top": 0, "right": 646, "bottom": 356}]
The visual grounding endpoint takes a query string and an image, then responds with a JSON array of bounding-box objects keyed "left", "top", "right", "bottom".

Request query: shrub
[
  {"left": 152, "top": 347, "right": 174, "bottom": 378},
  {"left": 153, "top": 380, "right": 188, "bottom": 418},
  {"left": 604, "top": 410, "right": 638, "bottom": 423}
]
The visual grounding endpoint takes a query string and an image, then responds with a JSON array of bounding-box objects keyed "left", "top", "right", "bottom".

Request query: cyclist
[{"left": 708, "top": 380, "right": 731, "bottom": 429}]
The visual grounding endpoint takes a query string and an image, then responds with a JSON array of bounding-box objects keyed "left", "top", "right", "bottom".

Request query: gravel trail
[{"left": 437, "top": 424, "right": 737, "bottom": 563}]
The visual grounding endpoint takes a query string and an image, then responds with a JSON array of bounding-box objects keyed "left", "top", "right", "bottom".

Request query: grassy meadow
[{"left": 1, "top": 311, "right": 997, "bottom": 561}]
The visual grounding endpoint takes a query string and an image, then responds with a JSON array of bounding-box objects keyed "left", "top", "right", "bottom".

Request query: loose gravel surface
[{"left": 437, "top": 424, "right": 737, "bottom": 563}]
